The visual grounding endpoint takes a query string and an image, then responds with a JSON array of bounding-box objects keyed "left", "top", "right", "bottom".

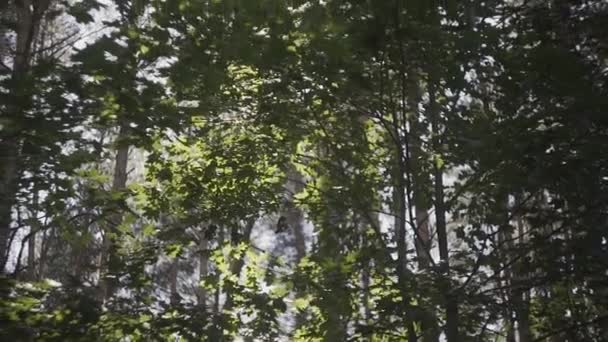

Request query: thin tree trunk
[
  {"left": 411, "top": 144, "right": 440, "bottom": 342},
  {"left": 390, "top": 109, "right": 418, "bottom": 342},
  {"left": 409, "top": 116, "right": 433, "bottom": 270},
  {"left": 429, "top": 79, "right": 459, "bottom": 342},
  {"left": 434, "top": 163, "right": 459, "bottom": 342},
  {"left": 27, "top": 228, "right": 36, "bottom": 280},
  {"left": 0, "top": 143, "right": 18, "bottom": 272},
  {"left": 112, "top": 141, "right": 129, "bottom": 193},
  {"left": 197, "top": 234, "right": 208, "bottom": 307},
  {"left": 210, "top": 227, "right": 224, "bottom": 341},
  {"left": 290, "top": 203, "right": 306, "bottom": 262},
  {"left": 409, "top": 93, "right": 440, "bottom": 342},
  {"left": 361, "top": 258, "right": 371, "bottom": 323},
  {"left": 214, "top": 226, "right": 224, "bottom": 316},
  {"left": 99, "top": 125, "right": 129, "bottom": 300},
  {"left": 514, "top": 194, "right": 532, "bottom": 342},
  {"left": 0, "top": 0, "right": 50, "bottom": 273},
  {"left": 26, "top": 189, "right": 39, "bottom": 281},
  {"left": 284, "top": 166, "right": 307, "bottom": 330},
  {"left": 38, "top": 230, "right": 47, "bottom": 279},
  {"left": 169, "top": 258, "right": 179, "bottom": 305},
  {"left": 285, "top": 165, "right": 306, "bottom": 260},
  {"left": 224, "top": 219, "right": 255, "bottom": 310},
  {"left": 500, "top": 193, "right": 533, "bottom": 342},
  {"left": 361, "top": 207, "right": 381, "bottom": 325}
]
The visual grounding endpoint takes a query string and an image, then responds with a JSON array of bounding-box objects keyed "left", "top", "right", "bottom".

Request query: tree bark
[
  {"left": 224, "top": 219, "right": 255, "bottom": 310},
  {"left": 0, "top": 0, "right": 50, "bottom": 273},
  {"left": 169, "top": 258, "right": 179, "bottom": 305},
  {"left": 429, "top": 79, "right": 459, "bottom": 342},
  {"left": 514, "top": 194, "right": 532, "bottom": 342},
  {"left": 284, "top": 165, "right": 307, "bottom": 330},
  {"left": 197, "top": 233, "right": 209, "bottom": 307},
  {"left": 99, "top": 125, "right": 129, "bottom": 300},
  {"left": 284, "top": 165, "right": 306, "bottom": 260},
  {"left": 390, "top": 108, "right": 418, "bottom": 342},
  {"left": 0, "top": 143, "right": 18, "bottom": 272},
  {"left": 26, "top": 188, "right": 39, "bottom": 281},
  {"left": 409, "top": 109, "right": 433, "bottom": 270}
]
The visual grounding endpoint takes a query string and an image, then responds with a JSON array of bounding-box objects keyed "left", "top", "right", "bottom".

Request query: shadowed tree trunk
[
  {"left": 514, "top": 194, "right": 532, "bottom": 342},
  {"left": 390, "top": 106, "right": 418, "bottom": 342},
  {"left": 224, "top": 219, "right": 255, "bottom": 310},
  {"left": 408, "top": 78, "right": 439, "bottom": 342},
  {"left": 0, "top": 0, "right": 51, "bottom": 273},
  {"left": 409, "top": 101, "right": 433, "bottom": 271},
  {"left": 197, "top": 231, "right": 209, "bottom": 307},
  {"left": 284, "top": 165, "right": 307, "bottom": 329},
  {"left": 26, "top": 188, "right": 39, "bottom": 281},
  {"left": 286, "top": 170, "right": 306, "bottom": 262},
  {"left": 429, "top": 77, "right": 459, "bottom": 342},
  {"left": 99, "top": 125, "right": 129, "bottom": 300},
  {"left": 214, "top": 225, "right": 224, "bottom": 312},
  {"left": 169, "top": 257, "right": 179, "bottom": 305}
]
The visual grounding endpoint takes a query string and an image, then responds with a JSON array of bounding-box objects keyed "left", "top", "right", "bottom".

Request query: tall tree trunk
[
  {"left": 197, "top": 233, "right": 209, "bottom": 308},
  {"left": 434, "top": 160, "right": 459, "bottom": 342},
  {"left": 99, "top": 125, "right": 129, "bottom": 300},
  {"left": 390, "top": 109, "right": 418, "bottom": 342},
  {"left": 501, "top": 193, "right": 533, "bottom": 342},
  {"left": 361, "top": 207, "right": 381, "bottom": 325},
  {"left": 409, "top": 111, "right": 433, "bottom": 270},
  {"left": 408, "top": 79, "right": 440, "bottom": 341},
  {"left": 429, "top": 80, "right": 459, "bottom": 342},
  {"left": 26, "top": 189, "right": 39, "bottom": 281},
  {"left": 38, "top": 226, "right": 51, "bottom": 279},
  {"left": 112, "top": 133, "right": 129, "bottom": 195},
  {"left": 361, "top": 258, "right": 372, "bottom": 323},
  {"left": 281, "top": 169, "right": 309, "bottom": 331},
  {"left": 514, "top": 194, "right": 532, "bottom": 342},
  {"left": 283, "top": 165, "right": 306, "bottom": 260},
  {"left": 209, "top": 226, "right": 225, "bottom": 341},
  {"left": 169, "top": 258, "right": 179, "bottom": 305},
  {"left": 224, "top": 219, "right": 255, "bottom": 310},
  {"left": 213, "top": 226, "right": 224, "bottom": 316},
  {"left": 26, "top": 229, "right": 36, "bottom": 280},
  {"left": 0, "top": 143, "right": 18, "bottom": 272},
  {"left": 0, "top": 0, "right": 50, "bottom": 273},
  {"left": 284, "top": 166, "right": 307, "bottom": 329}
]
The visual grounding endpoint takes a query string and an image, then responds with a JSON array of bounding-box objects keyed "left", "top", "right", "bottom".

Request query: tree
[
  {"left": 1, "top": 0, "right": 608, "bottom": 341},
  {"left": 0, "top": 0, "right": 52, "bottom": 272}
]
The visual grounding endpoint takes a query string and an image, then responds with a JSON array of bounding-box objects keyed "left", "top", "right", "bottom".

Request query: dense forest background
[{"left": 1, "top": 0, "right": 607, "bottom": 341}]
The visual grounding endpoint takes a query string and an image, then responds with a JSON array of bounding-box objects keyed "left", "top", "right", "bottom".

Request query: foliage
[{"left": 1, "top": 0, "right": 607, "bottom": 341}]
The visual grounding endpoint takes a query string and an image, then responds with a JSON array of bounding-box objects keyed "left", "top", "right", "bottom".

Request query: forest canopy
[{"left": 1, "top": 0, "right": 607, "bottom": 341}]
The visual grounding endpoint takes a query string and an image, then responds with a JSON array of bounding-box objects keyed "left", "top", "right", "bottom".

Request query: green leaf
[
  {"left": 140, "top": 45, "right": 150, "bottom": 55},
  {"left": 294, "top": 297, "right": 310, "bottom": 311}
]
